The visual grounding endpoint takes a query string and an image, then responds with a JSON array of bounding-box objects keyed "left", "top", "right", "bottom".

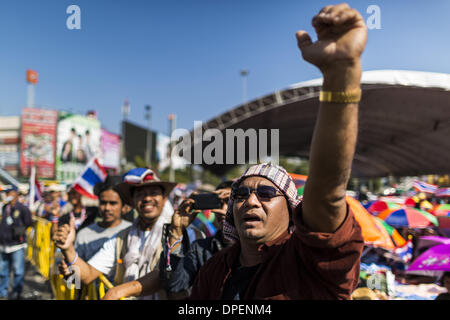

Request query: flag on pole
[
  {"left": 28, "top": 166, "right": 42, "bottom": 207},
  {"left": 412, "top": 180, "right": 438, "bottom": 194},
  {"left": 71, "top": 157, "right": 107, "bottom": 199},
  {"left": 394, "top": 239, "right": 413, "bottom": 263},
  {"left": 435, "top": 188, "right": 450, "bottom": 198}
]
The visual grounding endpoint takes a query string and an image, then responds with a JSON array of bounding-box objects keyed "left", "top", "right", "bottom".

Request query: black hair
[{"left": 94, "top": 175, "right": 125, "bottom": 204}]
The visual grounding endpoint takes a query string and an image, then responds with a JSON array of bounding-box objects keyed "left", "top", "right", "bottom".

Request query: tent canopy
[{"left": 183, "top": 70, "right": 450, "bottom": 178}]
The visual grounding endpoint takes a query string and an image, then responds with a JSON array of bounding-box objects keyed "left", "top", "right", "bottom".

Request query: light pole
[
  {"left": 26, "top": 69, "right": 38, "bottom": 108},
  {"left": 145, "top": 105, "right": 152, "bottom": 167},
  {"left": 168, "top": 114, "right": 176, "bottom": 182},
  {"left": 240, "top": 69, "right": 249, "bottom": 104}
]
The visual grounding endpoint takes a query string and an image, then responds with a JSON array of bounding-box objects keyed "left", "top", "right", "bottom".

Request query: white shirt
[{"left": 87, "top": 228, "right": 151, "bottom": 280}]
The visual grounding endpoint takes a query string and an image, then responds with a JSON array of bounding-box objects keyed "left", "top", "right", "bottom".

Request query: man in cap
[
  {"left": 53, "top": 168, "right": 177, "bottom": 299},
  {"left": 0, "top": 186, "right": 33, "bottom": 299},
  {"left": 188, "top": 3, "right": 365, "bottom": 299}
]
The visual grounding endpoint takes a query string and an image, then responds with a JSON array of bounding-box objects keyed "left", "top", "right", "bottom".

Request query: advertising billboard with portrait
[
  {"left": 101, "top": 129, "right": 120, "bottom": 170},
  {"left": 56, "top": 111, "right": 101, "bottom": 183},
  {"left": 20, "top": 108, "right": 58, "bottom": 178}
]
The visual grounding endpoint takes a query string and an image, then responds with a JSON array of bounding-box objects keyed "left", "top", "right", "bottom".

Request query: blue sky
[{"left": 0, "top": 0, "right": 449, "bottom": 136}]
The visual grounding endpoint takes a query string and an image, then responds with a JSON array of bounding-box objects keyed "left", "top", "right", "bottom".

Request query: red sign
[
  {"left": 20, "top": 108, "right": 58, "bottom": 178},
  {"left": 26, "top": 69, "right": 38, "bottom": 84}
]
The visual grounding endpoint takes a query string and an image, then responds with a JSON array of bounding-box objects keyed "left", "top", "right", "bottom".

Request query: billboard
[
  {"left": 101, "top": 129, "right": 120, "bottom": 170},
  {"left": 56, "top": 112, "right": 101, "bottom": 183},
  {"left": 0, "top": 145, "right": 19, "bottom": 169},
  {"left": 0, "top": 116, "right": 20, "bottom": 176},
  {"left": 122, "top": 120, "right": 156, "bottom": 165},
  {"left": 20, "top": 108, "right": 58, "bottom": 178}
]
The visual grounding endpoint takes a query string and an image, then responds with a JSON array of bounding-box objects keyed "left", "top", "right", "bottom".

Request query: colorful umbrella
[
  {"left": 346, "top": 196, "right": 396, "bottom": 250},
  {"left": 377, "top": 207, "right": 439, "bottom": 228},
  {"left": 374, "top": 217, "right": 407, "bottom": 247},
  {"left": 367, "top": 200, "right": 401, "bottom": 215},
  {"left": 433, "top": 204, "right": 450, "bottom": 217},
  {"left": 289, "top": 173, "right": 307, "bottom": 197},
  {"left": 435, "top": 204, "right": 450, "bottom": 211},
  {"left": 404, "top": 197, "right": 417, "bottom": 207},
  {"left": 407, "top": 244, "right": 450, "bottom": 272},
  {"left": 192, "top": 211, "right": 217, "bottom": 237}
]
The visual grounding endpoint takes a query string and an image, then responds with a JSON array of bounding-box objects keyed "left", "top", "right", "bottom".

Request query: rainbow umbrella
[
  {"left": 433, "top": 204, "right": 450, "bottom": 217},
  {"left": 367, "top": 200, "right": 401, "bottom": 215},
  {"left": 374, "top": 217, "right": 407, "bottom": 247},
  {"left": 378, "top": 207, "right": 439, "bottom": 228},
  {"left": 289, "top": 173, "right": 307, "bottom": 197},
  {"left": 192, "top": 211, "right": 217, "bottom": 237},
  {"left": 404, "top": 197, "right": 418, "bottom": 207},
  {"left": 346, "top": 196, "right": 396, "bottom": 250}
]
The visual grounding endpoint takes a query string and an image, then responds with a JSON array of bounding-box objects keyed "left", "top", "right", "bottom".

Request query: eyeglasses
[{"left": 232, "top": 186, "right": 283, "bottom": 201}]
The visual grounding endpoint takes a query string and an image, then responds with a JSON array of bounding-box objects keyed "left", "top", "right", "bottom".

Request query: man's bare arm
[
  {"left": 296, "top": 3, "right": 367, "bottom": 233},
  {"left": 102, "top": 269, "right": 160, "bottom": 300},
  {"left": 53, "top": 219, "right": 102, "bottom": 284}
]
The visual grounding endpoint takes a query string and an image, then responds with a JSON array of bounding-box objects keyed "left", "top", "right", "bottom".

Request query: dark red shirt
[{"left": 188, "top": 203, "right": 364, "bottom": 300}]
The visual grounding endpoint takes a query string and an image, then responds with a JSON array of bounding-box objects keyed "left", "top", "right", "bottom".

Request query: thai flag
[
  {"left": 71, "top": 157, "right": 107, "bottom": 199},
  {"left": 412, "top": 180, "right": 438, "bottom": 194},
  {"left": 435, "top": 188, "right": 450, "bottom": 198},
  {"left": 34, "top": 177, "right": 42, "bottom": 202},
  {"left": 394, "top": 240, "right": 413, "bottom": 263},
  {"left": 28, "top": 166, "right": 42, "bottom": 207}
]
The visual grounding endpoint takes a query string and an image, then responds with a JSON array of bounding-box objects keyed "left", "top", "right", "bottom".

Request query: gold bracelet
[{"left": 319, "top": 89, "right": 362, "bottom": 103}]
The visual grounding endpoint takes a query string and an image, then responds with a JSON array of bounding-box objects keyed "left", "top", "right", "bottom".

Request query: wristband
[
  {"left": 319, "top": 89, "right": 361, "bottom": 103},
  {"left": 66, "top": 252, "right": 78, "bottom": 267},
  {"left": 168, "top": 226, "right": 183, "bottom": 240}
]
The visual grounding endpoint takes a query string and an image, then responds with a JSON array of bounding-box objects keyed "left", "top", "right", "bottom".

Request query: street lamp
[
  {"left": 145, "top": 105, "right": 152, "bottom": 166},
  {"left": 240, "top": 69, "right": 249, "bottom": 104}
]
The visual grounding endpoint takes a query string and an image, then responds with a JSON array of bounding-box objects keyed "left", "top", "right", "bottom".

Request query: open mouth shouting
[{"left": 241, "top": 212, "right": 263, "bottom": 227}]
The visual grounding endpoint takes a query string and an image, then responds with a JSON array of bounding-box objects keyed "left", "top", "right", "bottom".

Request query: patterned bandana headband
[{"left": 223, "top": 163, "right": 302, "bottom": 242}]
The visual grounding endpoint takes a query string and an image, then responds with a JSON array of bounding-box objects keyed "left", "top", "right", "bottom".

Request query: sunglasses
[{"left": 232, "top": 185, "right": 283, "bottom": 201}]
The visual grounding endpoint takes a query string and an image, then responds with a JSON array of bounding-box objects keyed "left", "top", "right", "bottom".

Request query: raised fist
[{"left": 296, "top": 3, "right": 367, "bottom": 73}]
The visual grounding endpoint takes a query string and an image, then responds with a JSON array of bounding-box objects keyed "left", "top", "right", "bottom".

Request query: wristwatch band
[{"left": 319, "top": 89, "right": 362, "bottom": 103}]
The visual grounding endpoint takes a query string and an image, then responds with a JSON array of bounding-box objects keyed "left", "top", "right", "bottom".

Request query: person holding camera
[
  {"left": 53, "top": 168, "right": 179, "bottom": 300},
  {"left": 0, "top": 186, "right": 33, "bottom": 300},
  {"left": 102, "top": 181, "right": 234, "bottom": 300}
]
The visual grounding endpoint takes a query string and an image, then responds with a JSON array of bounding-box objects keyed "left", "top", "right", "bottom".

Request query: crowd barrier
[
  {"left": 26, "top": 217, "right": 55, "bottom": 279},
  {"left": 26, "top": 216, "right": 120, "bottom": 300}
]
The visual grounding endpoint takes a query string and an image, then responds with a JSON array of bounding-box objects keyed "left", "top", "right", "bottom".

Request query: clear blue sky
[{"left": 1, "top": 0, "right": 449, "bottom": 136}]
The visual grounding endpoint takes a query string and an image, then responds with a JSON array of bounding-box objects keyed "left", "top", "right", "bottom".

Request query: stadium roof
[{"left": 184, "top": 70, "right": 450, "bottom": 178}]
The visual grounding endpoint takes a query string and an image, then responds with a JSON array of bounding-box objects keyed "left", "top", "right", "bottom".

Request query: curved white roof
[{"left": 290, "top": 70, "right": 450, "bottom": 91}]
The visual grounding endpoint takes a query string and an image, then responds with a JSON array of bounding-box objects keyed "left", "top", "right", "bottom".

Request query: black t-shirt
[{"left": 221, "top": 261, "right": 260, "bottom": 300}]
